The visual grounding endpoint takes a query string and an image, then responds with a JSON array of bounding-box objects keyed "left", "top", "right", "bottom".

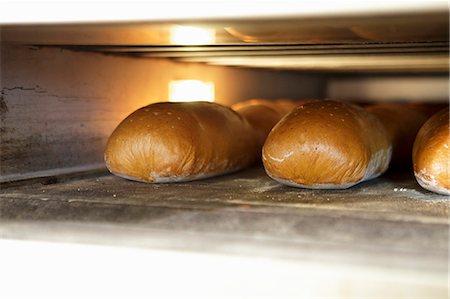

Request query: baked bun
[
  {"left": 232, "top": 99, "right": 285, "bottom": 148},
  {"left": 105, "top": 102, "right": 258, "bottom": 183},
  {"left": 275, "top": 99, "right": 299, "bottom": 114},
  {"left": 366, "top": 103, "right": 429, "bottom": 165},
  {"left": 262, "top": 100, "right": 392, "bottom": 189},
  {"left": 232, "top": 99, "right": 287, "bottom": 115},
  {"left": 413, "top": 109, "right": 450, "bottom": 195}
]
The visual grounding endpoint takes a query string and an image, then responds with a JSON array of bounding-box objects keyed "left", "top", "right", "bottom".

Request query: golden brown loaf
[
  {"left": 262, "top": 100, "right": 392, "bottom": 189},
  {"left": 366, "top": 103, "right": 429, "bottom": 165},
  {"left": 232, "top": 99, "right": 285, "bottom": 149},
  {"left": 105, "top": 102, "right": 258, "bottom": 183},
  {"left": 274, "top": 99, "right": 299, "bottom": 114},
  {"left": 413, "top": 109, "right": 450, "bottom": 195}
]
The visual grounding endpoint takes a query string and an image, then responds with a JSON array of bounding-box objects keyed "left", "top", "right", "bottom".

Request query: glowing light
[
  {"left": 170, "top": 26, "right": 215, "bottom": 45},
  {"left": 169, "top": 80, "right": 215, "bottom": 102}
]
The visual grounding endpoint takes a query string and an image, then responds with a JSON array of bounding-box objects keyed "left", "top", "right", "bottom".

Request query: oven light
[
  {"left": 170, "top": 26, "right": 215, "bottom": 45},
  {"left": 169, "top": 80, "right": 215, "bottom": 102}
]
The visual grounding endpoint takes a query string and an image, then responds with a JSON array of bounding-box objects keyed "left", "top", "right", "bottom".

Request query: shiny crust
[
  {"left": 413, "top": 109, "right": 450, "bottom": 195},
  {"left": 366, "top": 103, "right": 429, "bottom": 165},
  {"left": 105, "top": 102, "right": 258, "bottom": 183},
  {"left": 274, "top": 99, "right": 300, "bottom": 114},
  {"left": 262, "top": 100, "right": 391, "bottom": 189},
  {"left": 232, "top": 99, "right": 285, "bottom": 148}
]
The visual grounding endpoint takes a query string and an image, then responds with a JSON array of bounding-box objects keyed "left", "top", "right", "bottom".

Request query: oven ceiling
[{"left": 1, "top": 10, "right": 449, "bottom": 73}]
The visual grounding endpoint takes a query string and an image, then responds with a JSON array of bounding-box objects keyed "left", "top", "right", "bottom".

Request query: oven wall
[
  {"left": 326, "top": 75, "right": 449, "bottom": 102},
  {"left": 0, "top": 44, "right": 325, "bottom": 181}
]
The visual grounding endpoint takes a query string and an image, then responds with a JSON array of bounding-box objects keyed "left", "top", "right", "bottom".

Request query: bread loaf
[
  {"left": 232, "top": 99, "right": 285, "bottom": 148},
  {"left": 105, "top": 102, "right": 258, "bottom": 183},
  {"left": 413, "top": 109, "right": 449, "bottom": 195},
  {"left": 274, "top": 99, "right": 299, "bottom": 114},
  {"left": 366, "top": 103, "right": 429, "bottom": 165},
  {"left": 262, "top": 100, "right": 392, "bottom": 189}
]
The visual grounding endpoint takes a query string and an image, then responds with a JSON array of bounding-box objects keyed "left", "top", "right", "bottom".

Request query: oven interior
[{"left": 0, "top": 6, "right": 449, "bottom": 298}]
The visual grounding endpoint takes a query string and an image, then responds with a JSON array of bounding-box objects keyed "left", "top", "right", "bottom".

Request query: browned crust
[
  {"left": 232, "top": 99, "right": 285, "bottom": 149},
  {"left": 366, "top": 103, "right": 429, "bottom": 165},
  {"left": 105, "top": 102, "right": 258, "bottom": 183},
  {"left": 413, "top": 109, "right": 450, "bottom": 195},
  {"left": 263, "top": 100, "right": 391, "bottom": 188}
]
